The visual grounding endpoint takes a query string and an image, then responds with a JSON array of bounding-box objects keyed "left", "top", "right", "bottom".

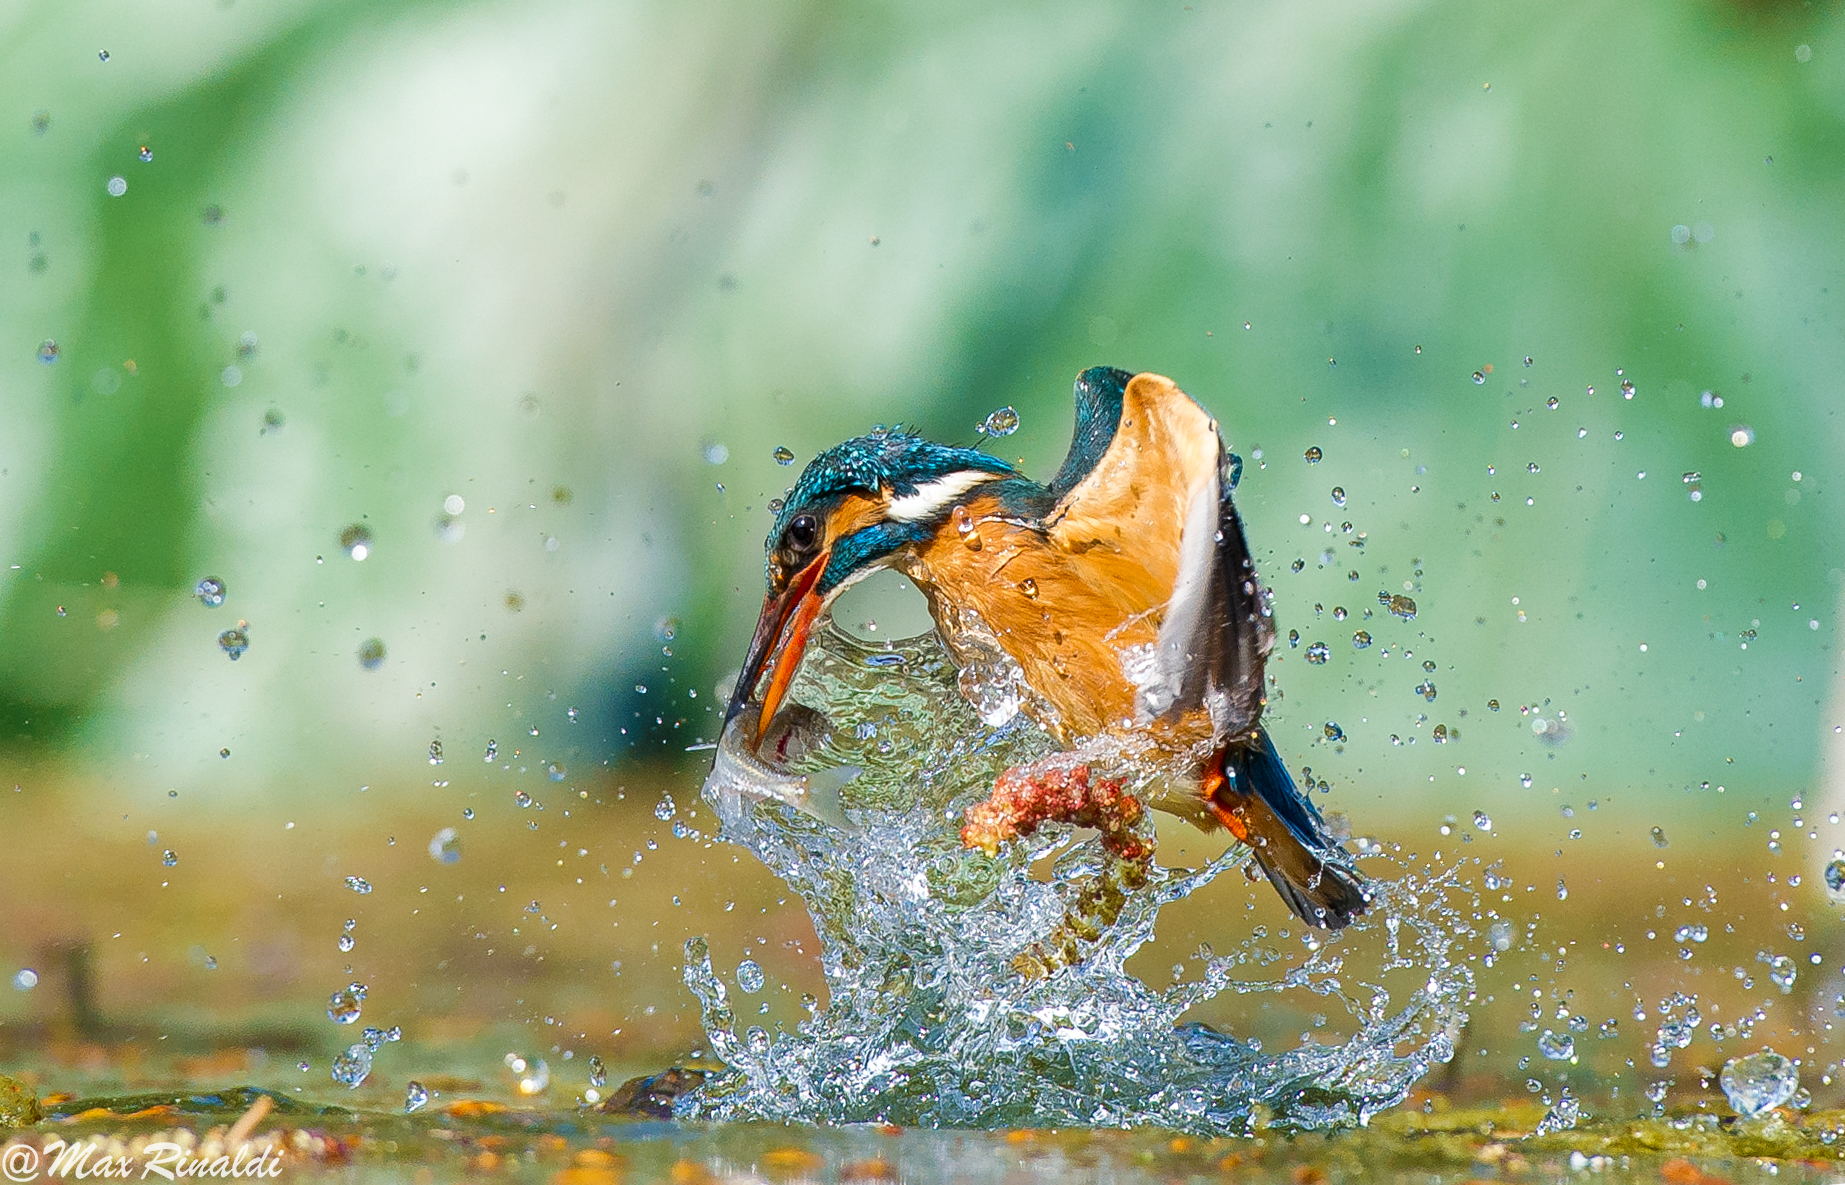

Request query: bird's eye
[{"left": 787, "top": 514, "right": 818, "bottom": 550}]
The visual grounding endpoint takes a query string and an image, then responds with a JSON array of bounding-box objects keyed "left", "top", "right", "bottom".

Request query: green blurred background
[{"left": 2, "top": 0, "right": 1842, "bottom": 1112}]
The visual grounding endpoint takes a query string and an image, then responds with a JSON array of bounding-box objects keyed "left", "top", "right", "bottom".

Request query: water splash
[{"left": 682, "top": 624, "right": 1474, "bottom": 1133}]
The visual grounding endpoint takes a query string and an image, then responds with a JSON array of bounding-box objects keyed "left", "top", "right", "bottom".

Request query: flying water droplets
[
  {"left": 772, "top": 446, "right": 796, "bottom": 466},
  {"left": 1303, "top": 446, "right": 1323, "bottom": 464},
  {"left": 1384, "top": 594, "right": 1418, "bottom": 620},
  {"left": 1304, "top": 641, "right": 1330, "bottom": 665},
  {"left": 404, "top": 1081, "right": 429, "bottom": 1113},
  {"left": 1759, "top": 951, "right": 1797, "bottom": 993},
  {"left": 1535, "top": 1089, "right": 1581, "bottom": 1134},
  {"left": 357, "top": 638, "right": 386, "bottom": 670},
  {"left": 339, "top": 523, "right": 373, "bottom": 561},
  {"left": 331, "top": 1044, "right": 372, "bottom": 1089},
  {"left": 194, "top": 577, "right": 225, "bottom": 607},
  {"left": 977, "top": 406, "right": 1020, "bottom": 437},
  {"left": 36, "top": 340, "right": 59, "bottom": 364},
  {"left": 327, "top": 983, "right": 366, "bottom": 1024},
  {"left": 217, "top": 627, "right": 249, "bottom": 660},
  {"left": 344, "top": 875, "right": 373, "bottom": 894},
  {"left": 1537, "top": 1030, "right": 1576, "bottom": 1061},
  {"left": 427, "top": 827, "right": 460, "bottom": 864},
  {"left": 1824, "top": 858, "right": 1845, "bottom": 904},
  {"left": 504, "top": 1053, "right": 550, "bottom": 1096},
  {"left": 1720, "top": 1050, "right": 1799, "bottom": 1118},
  {"left": 736, "top": 959, "right": 766, "bottom": 994}
]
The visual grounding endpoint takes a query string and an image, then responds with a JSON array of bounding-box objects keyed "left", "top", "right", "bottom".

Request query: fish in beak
[{"left": 722, "top": 550, "right": 830, "bottom": 747}]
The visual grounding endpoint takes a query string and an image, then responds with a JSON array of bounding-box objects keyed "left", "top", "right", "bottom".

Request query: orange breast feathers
[
  {"left": 900, "top": 373, "right": 1227, "bottom": 752},
  {"left": 900, "top": 493, "right": 1157, "bottom": 742}
]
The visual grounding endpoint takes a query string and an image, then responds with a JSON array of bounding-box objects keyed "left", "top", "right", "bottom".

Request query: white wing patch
[
  {"left": 1137, "top": 460, "right": 1223, "bottom": 721},
  {"left": 888, "top": 470, "right": 1001, "bottom": 522}
]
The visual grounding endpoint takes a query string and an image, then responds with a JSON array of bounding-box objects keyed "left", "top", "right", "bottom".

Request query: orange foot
[{"left": 960, "top": 761, "right": 1151, "bottom": 863}]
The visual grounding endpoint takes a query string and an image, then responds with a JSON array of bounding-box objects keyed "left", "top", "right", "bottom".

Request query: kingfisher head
[{"left": 724, "top": 428, "right": 1019, "bottom": 742}]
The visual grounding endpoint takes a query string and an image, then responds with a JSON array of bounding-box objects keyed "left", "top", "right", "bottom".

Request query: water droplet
[
  {"left": 1323, "top": 721, "right": 1345, "bottom": 742},
  {"left": 1473, "top": 810, "right": 1492, "bottom": 831},
  {"left": 514, "top": 790, "right": 534, "bottom": 809},
  {"left": 13, "top": 969, "right": 39, "bottom": 991},
  {"left": 1650, "top": 826, "right": 1668, "bottom": 848},
  {"left": 1018, "top": 577, "right": 1039, "bottom": 599},
  {"left": 1620, "top": 380, "right": 1636, "bottom": 399},
  {"left": 1304, "top": 641, "right": 1330, "bottom": 665},
  {"left": 952, "top": 505, "right": 982, "bottom": 551},
  {"left": 977, "top": 406, "right": 1020, "bottom": 437},
  {"left": 588, "top": 1056, "right": 608, "bottom": 1088},
  {"left": 1303, "top": 446, "right": 1323, "bottom": 464},
  {"left": 1720, "top": 1050, "right": 1799, "bottom": 1118},
  {"left": 331, "top": 1043, "right": 373, "bottom": 1089},
  {"left": 428, "top": 827, "right": 460, "bottom": 864},
  {"left": 1536, "top": 1089, "right": 1581, "bottom": 1134},
  {"left": 1471, "top": 370, "right": 1486, "bottom": 385},
  {"left": 194, "top": 577, "right": 226, "bottom": 607},
  {"left": 217, "top": 627, "right": 249, "bottom": 660},
  {"left": 404, "top": 1081, "right": 429, "bottom": 1113},
  {"left": 703, "top": 442, "right": 729, "bottom": 465},
  {"left": 345, "top": 875, "right": 373, "bottom": 894},
  {"left": 1730, "top": 425, "right": 1755, "bottom": 448},
  {"left": 1330, "top": 487, "right": 1346, "bottom": 508},
  {"left": 1760, "top": 951, "right": 1797, "bottom": 992},
  {"left": 737, "top": 959, "right": 765, "bottom": 993},
  {"left": 339, "top": 523, "right": 374, "bottom": 561},
  {"left": 36, "top": 340, "right": 59, "bottom": 364},
  {"left": 98, "top": 49, "right": 110, "bottom": 61},
  {"left": 546, "top": 761, "right": 566, "bottom": 782},
  {"left": 1823, "top": 858, "right": 1845, "bottom": 904},
  {"left": 357, "top": 638, "right": 386, "bottom": 670},
  {"left": 505, "top": 1053, "right": 550, "bottom": 1096},
  {"left": 654, "top": 794, "right": 677, "bottom": 821},
  {"left": 1386, "top": 594, "right": 1418, "bottom": 620},
  {"left": 327, "top": 983, "right": 366, "bottom": 1024},
  {"left": 428, "top": 740, "right": 444, "bottom": 765},
  {"left": 105, "top": 175, "right": 126, "bottom": 197},
  {"left": 1538, "top": 1030, "right": 1575, "bottom": 1060},
  {"left": 1415, "top": 680, "right": 1437, "bottom": 702},
  {"left": 1351, "top": 630, "right": 1372, "bottom": 649},
  {"left": 137, "top": 144, "right": 154, "bottom": 163}
]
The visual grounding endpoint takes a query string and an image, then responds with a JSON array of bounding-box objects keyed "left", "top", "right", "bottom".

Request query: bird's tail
[{"left": 1208, "top": 729, "right": 1368, "bottom": 930}]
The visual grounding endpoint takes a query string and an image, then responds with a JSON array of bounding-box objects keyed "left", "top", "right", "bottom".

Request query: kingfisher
[{"left": 722, "top": 367, "right": 1368, "bottom": 930}]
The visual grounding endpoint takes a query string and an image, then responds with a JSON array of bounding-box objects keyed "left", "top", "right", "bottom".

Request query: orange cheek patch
[{"left": 826, "top": 492, "right": 888, "bottom": 539}]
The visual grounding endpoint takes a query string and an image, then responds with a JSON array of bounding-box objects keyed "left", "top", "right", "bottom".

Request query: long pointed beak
[{"left": 722, "top": 551, "right": 829, "bottom": 748}]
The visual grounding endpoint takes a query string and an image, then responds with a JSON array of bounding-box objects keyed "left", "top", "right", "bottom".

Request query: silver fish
[{"left": 705, "top": 703, "right": 858, "bottom": 831}]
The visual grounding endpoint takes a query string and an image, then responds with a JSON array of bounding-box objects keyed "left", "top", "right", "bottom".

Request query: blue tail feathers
[{"left": 1217, "top": 729, "right": 1369, "bottom": 929}]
